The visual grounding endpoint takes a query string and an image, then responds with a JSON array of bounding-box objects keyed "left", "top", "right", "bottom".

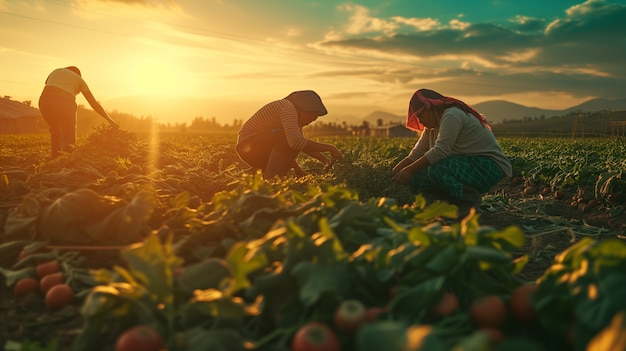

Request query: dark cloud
[{"left": 318, "top": 0, "right": 626, "bottom": 100}]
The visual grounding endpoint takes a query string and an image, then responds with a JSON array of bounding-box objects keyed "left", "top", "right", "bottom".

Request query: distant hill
[
  {"left": 362, "top": 110, "right": 406, "bottom": 126},
  {"left": 474, "top": 98, "right": 626, "bottom": 125},
  {"left": 333, "top": 98, "right": 626, "bottom": 128}
]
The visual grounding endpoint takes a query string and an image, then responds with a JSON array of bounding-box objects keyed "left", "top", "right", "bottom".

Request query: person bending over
[
  {"left": 392, "top": 88, "right": 512, "bottom": 215},
  {"left": 38, "top": 66, "right": 118, "bottom": 158},
  {"left": 236, "top": 90, "right": 343, "bottom": 178}
]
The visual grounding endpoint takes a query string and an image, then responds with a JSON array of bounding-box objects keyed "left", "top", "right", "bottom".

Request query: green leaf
[
  {"left": 292, "top": 261, "right": 352, "bottom": 306},
  {"left": 313, "top": 217, "right": 347, "bottom": 262},
  {"left": 176, "top": 327, "right": 246, "bottom": 351},
  {"left": 121, "top": 234, "right": 182, "bottom": 307},
  {"left": 178, "top": 258, "right": 235, "bottom": 295},
  {"left": 355, "top": 321, "right": 409, "bottom": 351},
  {"left": 226, "top": 241, "right": 268, "bottom": 294},
  {"left": 356, "top": 322, "right": 447, "bottom": 351},
  {"left": 412, "top": 201, "right": 458, "bottom": 222},
  {"left": 186, "top": 289, "right": 247, "bottom": 319},
  {"left": 586, "top": 311, "right": 626, "bottom": 351},
  {"left": 425, "top": 245, "right": 459, "bottom": 274},
  {"left": 466, "top": 246, "right": 514, "bottom": 270},
  {"left": 0, "top": 266, "right": 36, "bottom": 286},
  {"left": 390, "top": 277, "right": 445, "bottom": 323}
]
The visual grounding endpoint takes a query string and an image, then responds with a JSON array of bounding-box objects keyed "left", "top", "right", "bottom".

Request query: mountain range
[{"left": 351, "top": 98, "right": 626, "bottom": 126}]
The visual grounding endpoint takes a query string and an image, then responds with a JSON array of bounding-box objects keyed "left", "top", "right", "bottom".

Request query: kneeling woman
[
  {"left": 392, "top": 88, "right": 512, "bottom": 214},
  {"left": 236, "top": 90, "right": 343, "bottom": 178}
]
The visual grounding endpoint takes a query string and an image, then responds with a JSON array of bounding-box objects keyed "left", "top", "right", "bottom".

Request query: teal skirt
[{"left": 409, "top": 155, "right": 503, "bottom": 199}]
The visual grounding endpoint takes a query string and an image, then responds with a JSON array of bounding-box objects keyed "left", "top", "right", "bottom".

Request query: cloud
[
  {"left": 339, "top": 4, "right": 399, "bottom": 36},
  {"left": 94, "top": 0, "right": 178, "bottom": 6},
  {"left": 315, "top": 0, "right": 626, "bottom": 100},
  {"left": 72, "top": 0, "right": 185, "bottom": 19}
]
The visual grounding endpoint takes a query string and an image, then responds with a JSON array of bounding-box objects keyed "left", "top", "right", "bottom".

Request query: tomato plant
[
  {"left": 510, "top": 283, "right": 538, "bottom": 324},
  {"left": 428, "top": 292, "right": 459, "bottom": 319},
  {"left": 115, "top": 325, "right": 164, "bottom": 351},
  {"left": 364, "top": 306, "right": 388, "bottom": 323},
  {"left": 470, "top": 295, "right": 507, "bottom": 328},
  {"left": 291, "top": 322, "right": 340, "bottom": 351},
  {"left": 334, "top": 299, "right": 367, "bottom": 333}
]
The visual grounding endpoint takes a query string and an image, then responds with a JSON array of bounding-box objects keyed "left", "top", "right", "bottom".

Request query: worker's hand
[
  {"left": 392, "top": 167, "right": 413, "bottom": 185},
  {"left": 328, "top": 145, "right": 343, "bottom": 162},
  {"left": 108, "top": 118, "right": 120, "bottom": 129}
]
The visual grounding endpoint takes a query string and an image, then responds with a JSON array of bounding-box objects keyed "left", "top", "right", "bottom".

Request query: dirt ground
[{"left": 0, "top": 181, "right": 624, "bottom": 350}]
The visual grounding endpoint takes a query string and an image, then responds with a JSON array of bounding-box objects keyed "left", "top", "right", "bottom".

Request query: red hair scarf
[{"left": 406, "top": 89, "right": 491, "bottom": 132}]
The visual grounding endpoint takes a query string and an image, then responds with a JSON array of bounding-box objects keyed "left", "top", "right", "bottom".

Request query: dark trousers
[{"left": 38, "top": 92, "right": 77, "bottom": 158}]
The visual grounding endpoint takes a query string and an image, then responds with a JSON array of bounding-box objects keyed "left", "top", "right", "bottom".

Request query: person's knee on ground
[
  {"left": 454, "top": 186, "right": 482, "bottom": 218},
  {"left": 264, "top": 142, "right": 299, "bottom": 178}
]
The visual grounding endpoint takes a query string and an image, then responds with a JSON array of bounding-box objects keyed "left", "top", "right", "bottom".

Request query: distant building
[
  {"left": 369, "top": 123, "right": 416, "bottom": 138},
  {"left": 0, "top": 98, "right": 43, "bottom": 134}
]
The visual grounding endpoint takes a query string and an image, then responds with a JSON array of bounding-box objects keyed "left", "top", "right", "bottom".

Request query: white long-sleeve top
[
  {"left": 408, "top": 106, "right": 512, "bottom": 177},
  {"left": 44, "top": 68, "right": 90, "bottom": 96}
]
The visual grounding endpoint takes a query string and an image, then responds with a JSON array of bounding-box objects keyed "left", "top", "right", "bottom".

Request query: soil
[{"left": 0, "top": 180, "right": 624, "bottom": 350}]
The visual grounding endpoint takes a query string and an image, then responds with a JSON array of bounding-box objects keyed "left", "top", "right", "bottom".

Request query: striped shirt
[{"left": 237, "top": 99, "right": 309, "bottom": 150}]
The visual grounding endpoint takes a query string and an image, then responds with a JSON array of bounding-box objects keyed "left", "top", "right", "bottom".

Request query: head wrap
[
  {"left": 285, "top": 90, "right": 328, "bottom": 116},
  {"left": 406, "top": 88, "right": 491, "bottom": 132}
]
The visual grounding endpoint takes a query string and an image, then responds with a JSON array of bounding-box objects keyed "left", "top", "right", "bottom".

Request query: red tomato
[
  {"left": 364, "top": 306, "right": 388, "bottom": 323},
  {"left": 428, "top": 292, "right": 459, "bottom": 319},
  {"left": 470, "top": 295, "right": 507, "bottom": 328},
  {"left": 510, "top": 284, "right": 538, "bottom": 324},
  {"left": 13, "top": 278, "right": 39, "bottom": 297},
  {"left": 45, "top": 284, "right": 74, "bottom": 311},
  {"left": 115, "top": 325, "right": 164, "bottom": 351},
  {"left": 36, "top": 260, "right": 60, "bottom": 279},
  {"left": 291, "top": 322, "right": 340, "bottom": 351},
  {"left": 334, "top": 299, "right": 367, "bottom": 333},
  {"left": 40, "top": 272, "right": 65, "bottom": 294}
]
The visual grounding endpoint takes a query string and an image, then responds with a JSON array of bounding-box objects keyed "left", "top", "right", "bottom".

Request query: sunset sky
[{"left": 1, "top": 0, "right": 625, "bottom": 125}]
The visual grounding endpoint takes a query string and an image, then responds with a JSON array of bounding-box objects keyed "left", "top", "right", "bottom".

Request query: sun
[{"left": 130, "top": 58, "right": 181, "bottom": 96}]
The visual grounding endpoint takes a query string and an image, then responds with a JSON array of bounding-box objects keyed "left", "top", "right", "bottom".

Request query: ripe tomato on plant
[
  {"left": 13, "top": 278, "right": 39, "bottom": 297},
  {"left": 45, "top": 284, "right": 74, "bottom": 311},
  {"left": 36, "top": 260, "right": 60, "bottom": 279},
  {"left": 39, "top": 272, "right": 64, "bottom": 294},
  {"left": 470, "top": 295, "right": 507, "bottom": 328},
  {"left": 428, "top": 292, "right": 459, "bottom": 319},
  {"left": 510, "top": 283, "right": 538, "bottom": 324},
  {"left": 291, "top": 322, "right": 340, "bottom": 351},
  {"left": 115, "top": 325, "right": 164, "bottom": 351},
  {"left": 364, "top": 306, "right": 388, "bottom": 323},
  {"left": 334, "top": 299, "right": 367, "bottom": 333}
]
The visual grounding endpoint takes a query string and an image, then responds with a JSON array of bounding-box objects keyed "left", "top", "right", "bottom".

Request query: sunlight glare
[
  {"left": 131, "top": 59, "right": 180, "bottom": 96},
  {"left": 148, "top": 117, "right": 160, "bottom": 175}
]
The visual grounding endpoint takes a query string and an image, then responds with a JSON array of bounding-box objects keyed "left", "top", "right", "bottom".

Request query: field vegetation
[{"left": 1, "top": 127, "right": 625, "bottom": 351}]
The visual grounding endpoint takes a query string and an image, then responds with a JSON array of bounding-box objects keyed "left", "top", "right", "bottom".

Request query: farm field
[{"left": 1, "top": 127, "right": 625, "bottom": 351}]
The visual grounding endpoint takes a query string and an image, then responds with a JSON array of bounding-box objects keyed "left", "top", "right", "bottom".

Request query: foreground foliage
[{"left": 1, "top": 128, "right": 625, "bottom": 350}]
